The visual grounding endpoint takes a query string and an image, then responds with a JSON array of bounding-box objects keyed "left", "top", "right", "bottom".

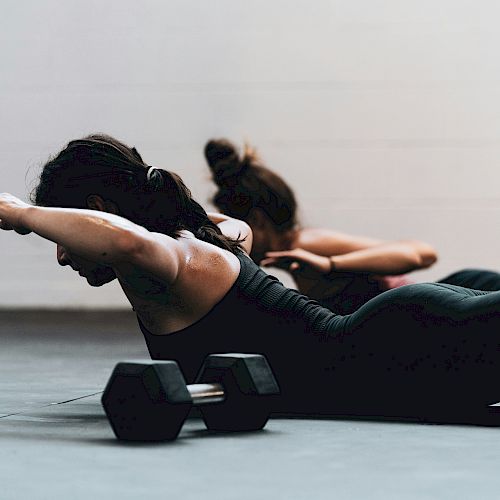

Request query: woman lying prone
[{"left": 2, "top": 134, "right": 500, "bottom": 416}]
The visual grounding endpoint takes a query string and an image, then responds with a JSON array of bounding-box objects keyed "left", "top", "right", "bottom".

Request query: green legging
[
  {"left": 321, "top": 282, "right": 500, "bottom": 414},
  {"left": 320, "top": 268, "right": 500, "bottom": 315}
]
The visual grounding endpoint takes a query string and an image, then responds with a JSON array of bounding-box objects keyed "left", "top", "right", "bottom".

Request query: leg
[
  {"left": 327, "top": 283, "right": 500, "bottom": 413},
  {"left": 438, "top": 268, "right": 500, "bottom": 291}
]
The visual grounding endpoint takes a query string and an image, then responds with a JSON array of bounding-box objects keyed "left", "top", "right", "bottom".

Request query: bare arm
[
  {"left": 0, "top": 193, "right": 182, "bottom": 284},
  {"left": 327, "top": 241, "right": 436, "bottom": 274},
  {"left": 294, "top": 228, "right": 437, "bottom": 274},
  {"left": 206, "top": 212, "right": 253, "bottom": 254}
]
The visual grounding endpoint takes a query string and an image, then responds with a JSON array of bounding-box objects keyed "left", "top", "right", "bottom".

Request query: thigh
[
  {"left": 438, "top": 268, "right": 500, "bottom": 291},
  {"left": 331, "top": 283, "right": 500, "bottom": 408}
]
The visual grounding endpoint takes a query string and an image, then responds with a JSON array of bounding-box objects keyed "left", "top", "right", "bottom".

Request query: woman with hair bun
[
  {"left": 2, "top": 134, "right": 500, "bottom": 416},
  {"left": 205, "top": 138, "right": 500, "bottom": 314}
]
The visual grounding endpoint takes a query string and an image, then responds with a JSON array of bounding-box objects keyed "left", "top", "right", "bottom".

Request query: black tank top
[{"left": 138, "top": 251, "right": 346, "bottom": 411}]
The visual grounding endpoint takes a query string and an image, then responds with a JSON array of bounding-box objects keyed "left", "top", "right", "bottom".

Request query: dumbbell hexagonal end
[
  {"left": 195, "top": 353, "right": 280, "bottom": 432},
  {"left": 102, "top": 361, "right": 192, "bottom": 441}
]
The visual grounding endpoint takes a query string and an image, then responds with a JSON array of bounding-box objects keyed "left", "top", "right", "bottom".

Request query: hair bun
[{"left": 204, "top": 139, "right": 244, "bottom": 183}]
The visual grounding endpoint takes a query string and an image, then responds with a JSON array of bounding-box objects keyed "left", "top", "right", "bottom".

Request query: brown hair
[
  {"left": 204, "top": 139, "right": 297, "bottom": 232},
  {"left": 32, "top": 134, "right": 243, "bottom": 253}
]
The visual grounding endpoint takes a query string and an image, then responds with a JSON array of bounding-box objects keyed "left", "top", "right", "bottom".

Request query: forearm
[
  {"left": 21, "top": 206, "right": 144, "bottom": 263},
  {"left": 330, "top": 243, "right": 426, "bottom": 275}
]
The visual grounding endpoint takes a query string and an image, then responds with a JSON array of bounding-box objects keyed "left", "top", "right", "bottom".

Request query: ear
[{"left": 86, "top": 195, "right": 119, "bottom": 214}]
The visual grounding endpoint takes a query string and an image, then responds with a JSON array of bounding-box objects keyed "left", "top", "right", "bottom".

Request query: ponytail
[{"left": 32, "top": 134, "right": 244, "bottom": 253}]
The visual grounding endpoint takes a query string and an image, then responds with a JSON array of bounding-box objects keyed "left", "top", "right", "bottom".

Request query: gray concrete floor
[{"left": 1, "top": 310, "right": 500, "bottom": 499}]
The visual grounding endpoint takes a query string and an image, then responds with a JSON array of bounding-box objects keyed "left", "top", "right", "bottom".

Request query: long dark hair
[
  {"left": 204, "top": 139, "right": 297, "bottom": 232},
  {"left": 31, "top": 134, "right": 243, "bottom": 253}
]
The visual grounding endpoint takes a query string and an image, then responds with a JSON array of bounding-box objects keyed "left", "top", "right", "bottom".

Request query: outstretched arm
[{"left": 0, "top": 193, "right": 182, "bottom": 284}]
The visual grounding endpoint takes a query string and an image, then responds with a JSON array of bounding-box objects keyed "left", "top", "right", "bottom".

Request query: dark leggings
[
  {"left": 320, "top": 268, "right": 500, "bottom": 315},
  {"left": 317, "top": 282, "right": 500, "bottom": 415},
  {"left": 438, "top": 268, "right": 500, "bottom": 291}
]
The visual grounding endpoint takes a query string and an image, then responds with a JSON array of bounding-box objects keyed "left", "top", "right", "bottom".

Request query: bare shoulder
[
  {"left": 176, "top": 233, "right": 241, "bottom": 285},
  {"left": 294, "top": 227, "right": 384, "bottom": 256},
  {"left": 131, "top": 229, "right": 240, "bottom": 285},
  {"left": 125, "top": 233, "right": 242, "bottom": 335}
]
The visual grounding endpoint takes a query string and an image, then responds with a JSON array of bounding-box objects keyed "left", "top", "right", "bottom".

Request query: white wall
[{"left": 1, "top": 0, "right": 500, "bottom": 308}]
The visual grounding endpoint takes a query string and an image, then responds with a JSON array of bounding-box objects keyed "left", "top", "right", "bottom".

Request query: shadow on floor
[{"left": 274, "top": 405, "right": 500, "bottom": 427}]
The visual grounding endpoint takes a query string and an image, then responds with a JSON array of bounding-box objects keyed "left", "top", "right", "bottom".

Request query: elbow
[
  {"left": 403, "top": 252, "right": 425, "bottom": 273},
  {"left": 403, "top": 240, "right": 438, "bottom": 270},
  {"left": 421, "top": 250, "right": 438, "bottom": 268}
]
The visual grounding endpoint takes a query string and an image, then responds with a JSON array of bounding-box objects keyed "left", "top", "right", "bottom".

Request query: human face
[{"left": 56, "top": 245, "right": 116, "bottom": 287}]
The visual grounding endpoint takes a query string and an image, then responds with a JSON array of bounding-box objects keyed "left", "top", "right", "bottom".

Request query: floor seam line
[{"left": 0, "top": 391, "right": 103, "bottom": 419}]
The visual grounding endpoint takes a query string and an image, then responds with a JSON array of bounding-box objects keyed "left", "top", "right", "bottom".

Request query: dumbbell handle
[{"left": 188, "top": 383, "right": 225, "bottom": 405}]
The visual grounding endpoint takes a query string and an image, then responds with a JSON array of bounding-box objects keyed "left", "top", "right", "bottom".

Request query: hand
[
  {"left": 261, "top": 248, "right": 332, "bottom": 277},
  {"left": 262, "top": 248, "right": 356, "bottom": 300},
  {"left": 0, "top": 193, "right": 32, "bottom": 235}
]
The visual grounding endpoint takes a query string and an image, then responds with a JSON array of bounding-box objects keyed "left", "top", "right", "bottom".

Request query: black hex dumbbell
[{"left": 101, "top": 353, "right": 280, "bottom": 441}]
